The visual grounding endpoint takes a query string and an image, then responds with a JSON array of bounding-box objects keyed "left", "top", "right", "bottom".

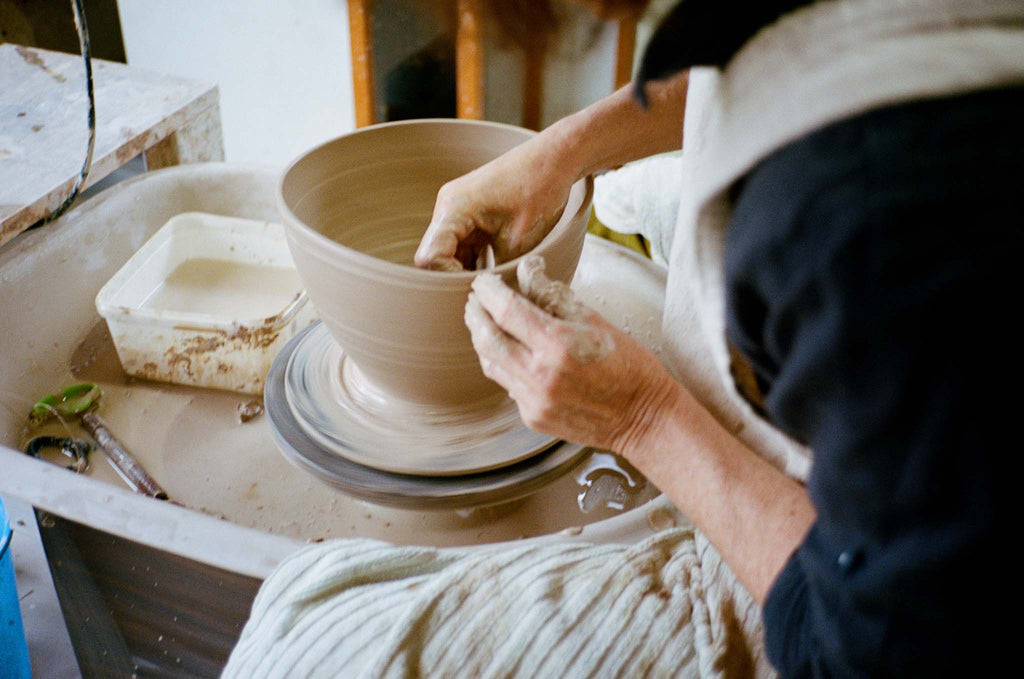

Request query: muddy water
[
  {"left": 142, "top": 258, "right": 302, "bottom": 318},
  {"left": 25, "top": 321, "right": 657, "bottom": 547}
]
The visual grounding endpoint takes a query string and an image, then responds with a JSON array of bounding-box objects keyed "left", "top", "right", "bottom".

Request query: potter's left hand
[{"left": 465, "top": 255, "right": 676, "bottom": 452}]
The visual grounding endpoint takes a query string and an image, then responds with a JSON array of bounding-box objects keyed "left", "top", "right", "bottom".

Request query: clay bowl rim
[{"left": 277, "top": 118, "right": 595, "bottom": 281}]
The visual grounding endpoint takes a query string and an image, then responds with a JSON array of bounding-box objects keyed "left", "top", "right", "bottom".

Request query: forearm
[
  {"left": 415, "top": 72, "right": 687, "bottom": 270},
  {"left": 467, "top": 246, "right": 808, "bottom": 600},
  {"left": 541, "top": 71, "right": 688, "bottom": 183},
  {"left": 619, "top": 377, "right": 815, "bottom": 604}
]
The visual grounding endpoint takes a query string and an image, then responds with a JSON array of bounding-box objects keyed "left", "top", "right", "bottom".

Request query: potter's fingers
[
  {"left": 474, "top": 244, "right": 496, "bottom": 271},
  {"left": 415, "top": 210, "right": 478, "bottom": 270},
  {"left": 465, "top": 293, "right": 530, "bottom": 369},
  {"left": 471, "top": 273, "right": 555, "bottom": 350},
  {"left": 465, "top": 294, "right": 532, "bottom": 389},
  {"left": 517, "top": 254, "right": 584, "bottom": 320},
  {"left": 414, "top": 222, "right": 456, "bottom": 269},
  {"left": 415, "top": 228, "right": 464, "bottom": 271},
  {"left": 495, "top": 204, "right": 567, "bottom": 262},
  {"left": 455, "top": 229, "right": 496, "bottom": 271},
  {"left": 426, "top": 255, "right": 466, "bottom": 272}
]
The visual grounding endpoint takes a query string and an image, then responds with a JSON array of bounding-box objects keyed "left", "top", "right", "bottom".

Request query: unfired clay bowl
[{"left": 278, "top": 119, "right": 593, "bottom": 406}]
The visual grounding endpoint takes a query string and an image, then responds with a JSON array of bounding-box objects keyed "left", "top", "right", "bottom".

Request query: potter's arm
[
  {"left": 414, "top": 72, "right": 689, "bottom": 271},
  {"left": 554, "top": 70, "right": 688, "bottom": 180},
  {"left": 467, "top": 258, "right": 815, "bottom": 605},
  {"left": 613, "top": 375, "right": 816, "bottom": 604}
]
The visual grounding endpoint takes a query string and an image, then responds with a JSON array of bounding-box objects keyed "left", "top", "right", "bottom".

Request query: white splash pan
[{"left": 0, "top": 163, "right": 687, "bottom": 580}]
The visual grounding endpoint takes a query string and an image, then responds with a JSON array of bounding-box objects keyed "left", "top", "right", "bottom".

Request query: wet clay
[
  {"left": 474, "top": 256, "right": 616, "bottom": 365},
  {"left": 516, "top": 254, "right": 585, "bottom": 320},
  {"left": 237, "top": 398, "right": 264, "bottom": 423},
  {"left": 517, "top": 255, "right": 616, "bottom": 363}
]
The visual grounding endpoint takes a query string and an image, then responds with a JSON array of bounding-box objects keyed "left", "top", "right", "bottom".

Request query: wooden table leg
[
  {"left": 348, "top": 0, "right": 376, "bottom": 128},
  {"left": 522, "top": 47, "right": 544, "bottom": 130},
  {"left": 456, "top": 0, "right": 485, "bottom": 120},
  {"left": 615, "top": 14, "right": 638, "bottom": 90}
]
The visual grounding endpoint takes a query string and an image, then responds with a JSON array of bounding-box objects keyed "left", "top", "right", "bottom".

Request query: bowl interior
[
  {"left": 279, "top": 119, "right": 587, "bottom": 277},
  {"left": 276, "top": 119, "right": 591, "bottom": 406}
]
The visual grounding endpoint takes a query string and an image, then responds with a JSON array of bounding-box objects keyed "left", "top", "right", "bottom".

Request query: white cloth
[
  {"left": 593, "top": 152, "right": 683, "bottom": 266},
  {"left": 225, "top": 2, "right": 1024, "bottom": 677},
  {"left": 224, "top": 529, "right": 770, "bottom": 679}
]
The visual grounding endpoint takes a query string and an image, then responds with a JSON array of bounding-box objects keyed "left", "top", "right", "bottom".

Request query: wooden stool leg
[
  {"left": 456, "top": 0, "right": 485, "bottom": 120},
  {"left": 348, "top": 0, "right": 376, "bottom": 128},
  {"left": 614, "top": 14, "right": 638, "bottom": 89},
  {"left": 522, "top": 47, "right": 545, "bottom": 130}
]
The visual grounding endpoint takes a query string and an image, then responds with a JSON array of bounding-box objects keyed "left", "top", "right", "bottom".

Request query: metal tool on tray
[
  {"left": 28, "top": 383, "right": 169, "bottom": 500},
  {"left": 24, "top": 436, "right": 92, "bottom": 473}
]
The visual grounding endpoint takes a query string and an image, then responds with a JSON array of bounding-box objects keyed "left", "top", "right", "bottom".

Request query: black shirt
[{"left": 725, "top": 86, "right": 1023, "bottom": 677}]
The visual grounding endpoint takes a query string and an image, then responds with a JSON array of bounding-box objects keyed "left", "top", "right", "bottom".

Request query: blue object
[{"left": 1, "top": 497, "right": 32, "bottom": 679}]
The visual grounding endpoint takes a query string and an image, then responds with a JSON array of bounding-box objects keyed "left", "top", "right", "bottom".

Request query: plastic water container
[
  {"left": 95, "top": 212, "right": 315, "bottom": 395},
  {"left": 1, "top": 497, "right": 31, "bottom": 678}
]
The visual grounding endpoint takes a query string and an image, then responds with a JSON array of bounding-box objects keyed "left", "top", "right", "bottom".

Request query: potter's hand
[
  {"left": 465, "top": 254, "right": 675, "bottom": 451},
  {"left": 416, "top": 74, "right": 687, "bottom": 271},
  {"left": 414, "top": 135, "right": 578, "bottom": 272}
]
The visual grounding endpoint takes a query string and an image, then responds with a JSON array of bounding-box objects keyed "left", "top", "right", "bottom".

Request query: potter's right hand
[
  {"left": 414, "top": 134, "right": 579, "bottom": 271},
  {"left": 465, "top": 254, "right": 677, "bottom": 453}
]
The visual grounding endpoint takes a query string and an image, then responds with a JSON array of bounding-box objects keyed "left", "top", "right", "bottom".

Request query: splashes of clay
[
  {"left": 237, "top": 398, "right": 264, "bottom": 423},
  {"left": 564, "top": 326, "right": 615, "bottom": 364},
  {"left": 646, "top": 506, "right": 679, "bottom": 532},
  {"left": 16, "top": 46, "right": 67, "bottom": 83}
]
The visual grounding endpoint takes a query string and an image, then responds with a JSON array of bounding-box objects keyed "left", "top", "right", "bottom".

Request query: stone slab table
[{"left": 1, "top": 43, "right": 224, "bottom": 248}]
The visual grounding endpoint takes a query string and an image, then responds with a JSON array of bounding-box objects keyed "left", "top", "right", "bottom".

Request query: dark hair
[{"left": 635, "top": 0, "right": 818, "bottom": 105}]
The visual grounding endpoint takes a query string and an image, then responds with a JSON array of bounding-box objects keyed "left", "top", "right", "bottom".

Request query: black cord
[{"left": 43, "top": 0, "right": 96, "bottom": 224}]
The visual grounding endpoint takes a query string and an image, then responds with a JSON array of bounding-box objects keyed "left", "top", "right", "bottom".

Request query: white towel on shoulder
[{"left": 593, "top": 152, "right": 683, "bottom": 267}]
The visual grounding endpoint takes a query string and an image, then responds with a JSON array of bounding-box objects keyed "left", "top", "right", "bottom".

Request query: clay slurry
[{"left": 142, "top": 258, "right": 302, "bottom": 319}]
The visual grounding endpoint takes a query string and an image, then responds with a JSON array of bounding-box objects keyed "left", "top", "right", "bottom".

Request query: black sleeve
[{"left": 724, "top": 86, "right": 1023, "bottom": 678}]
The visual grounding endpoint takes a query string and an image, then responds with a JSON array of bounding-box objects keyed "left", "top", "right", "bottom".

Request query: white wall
[
  {"left": 116, "top": 1, "right": 668, "bottom": 169},
  {"left": 117, "top": 0, "right": 357, "bottom": 170},
  {"left": 483, "top": 3, "right": 619, "bottom": 130}
]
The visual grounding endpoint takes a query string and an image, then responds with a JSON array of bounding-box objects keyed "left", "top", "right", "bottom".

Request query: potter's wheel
[
  {"left": 266, "top": 236, "right": 670, "bottom": 509},
  {"left": 285, "top": 322, "right": 559, "bottom": 476},
  {"left": 265, "top": 322, "right": 587, "bottom": 508}
]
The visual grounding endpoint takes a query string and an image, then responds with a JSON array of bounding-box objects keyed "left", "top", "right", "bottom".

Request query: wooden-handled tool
[{"left": 29, "top": 383, "right": 169, "bottom": 500}]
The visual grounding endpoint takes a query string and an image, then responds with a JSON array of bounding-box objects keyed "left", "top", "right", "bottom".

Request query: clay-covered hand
[
  {"left": 414, "top": 135, "right": 579, "bottom": 272},
  {"left": 464, "top": 254, "right": 676, "bottom": 452}
]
